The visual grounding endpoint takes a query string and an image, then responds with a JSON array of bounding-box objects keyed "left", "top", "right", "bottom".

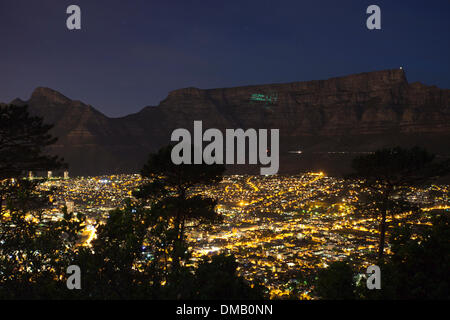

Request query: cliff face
[
  {"left": 155, "top": 69, "right": 450, "bottom": 136},
  {"left": 5, "top": 69, "right": 450, "bottom": 176}
]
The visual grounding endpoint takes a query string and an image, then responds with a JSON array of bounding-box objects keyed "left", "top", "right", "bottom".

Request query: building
[{"left": 65, "top": 201, "right": 74, "bottom": 214}]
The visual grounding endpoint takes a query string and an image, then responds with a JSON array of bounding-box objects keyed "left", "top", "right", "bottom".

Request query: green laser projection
[
  {"left": 250, "top": 93, "right": 278, "bottom": 103},
  {"left": 249, "top": 92, "right": 278, "bottom": 111}
]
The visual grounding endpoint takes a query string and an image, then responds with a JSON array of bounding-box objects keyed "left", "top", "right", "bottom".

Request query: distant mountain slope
[{"left": 4, "top": 69, "right": 450, "bottom": 176}]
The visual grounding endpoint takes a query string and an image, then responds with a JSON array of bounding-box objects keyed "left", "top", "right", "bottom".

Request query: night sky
[{"left": 1, "top": 0, "right": 449, "bottom": 117}]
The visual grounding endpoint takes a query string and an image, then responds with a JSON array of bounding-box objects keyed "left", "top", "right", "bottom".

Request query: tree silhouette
[
  {"left": 314, "top": 260, "right": 356, "bottom": 300},
  {"left": 0, "top": 104, "right": 64, "bottom": 179},
  {"left": 0, "top": 105, "right": 80, "bottom": 299},
  {"left": 349, "top": 146, "right": 450, "bottom": 259},
  {"left": 0, "top": 105, "right": 65, "bottom": 212},
  {"left": 354, "top": 210, "right": 450, "bottom": 300},
  {"left": 381, "top": 211, "right": 450, "bottom": 299},
  {"left": 315, "top": 212, "right": 450, "bottom": 300},
  {"left": 0, "top": 203, "right": 85, "bottom": 299},
  {"left": 135, "top": 145, "right": 225, "bottom": 269},
  {"left": 72, "top": 201, "right": 162, "bottom": 299},
  {"left": 193, "top": 253, "right": 265, "bottom": 299}
]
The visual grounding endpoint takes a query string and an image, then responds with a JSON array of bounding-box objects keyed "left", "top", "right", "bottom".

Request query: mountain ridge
[{"left": 3, "top": 69, "right": 450, "bottom": 176}]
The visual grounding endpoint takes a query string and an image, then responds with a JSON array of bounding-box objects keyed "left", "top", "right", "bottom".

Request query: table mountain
[{"left": 5, "top": 69, "right": 450, "bottom": 176}]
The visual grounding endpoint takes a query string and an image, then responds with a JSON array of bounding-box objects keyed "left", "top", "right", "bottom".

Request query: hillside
[{"left": 5, "top": 69, "right": 450, "bottom": 176}]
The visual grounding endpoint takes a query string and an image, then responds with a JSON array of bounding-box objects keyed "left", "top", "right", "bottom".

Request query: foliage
[
  {"left": 315, "top": 212, "right": 450, "bottom": 300},
  {"left": 314, "top": 260, "right": 356, "bottom": 300},
  {"left": 369, "top": 211, "right": 450, "bottom": 299},
  {"left": 0, "top": 104, "right": 73, "bottom": 299},
  {"left": 349, "top": 146, "right": 449, "bottom": 259},
  {"left": 0, "top": 104, "right": 64, "bottom": 180},
  {"left": 135, "top": 145, "right": 225, "bottom": 268}
]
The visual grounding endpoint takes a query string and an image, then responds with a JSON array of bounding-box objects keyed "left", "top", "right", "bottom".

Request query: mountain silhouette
[{"left": 4, "top": 69, "right": 450, "bottom": 176}]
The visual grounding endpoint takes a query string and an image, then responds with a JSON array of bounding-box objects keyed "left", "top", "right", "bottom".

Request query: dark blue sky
[{"left": 0, "top": 0, "right": 449, "bottom": 117}]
